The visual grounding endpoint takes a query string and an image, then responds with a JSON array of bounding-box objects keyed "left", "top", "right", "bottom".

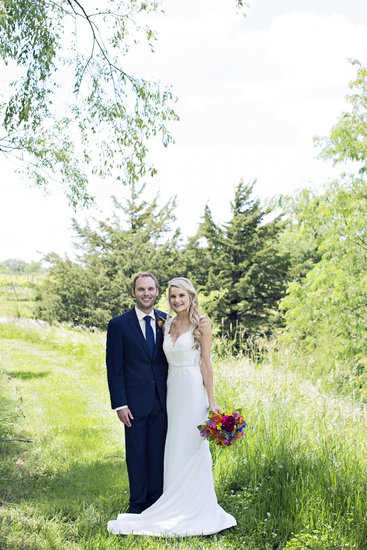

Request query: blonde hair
[{"left": 167, "top": 277, "right": 201, "bottom": 350}]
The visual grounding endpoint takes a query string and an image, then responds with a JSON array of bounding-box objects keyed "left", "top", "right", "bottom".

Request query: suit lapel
[
  {"left": 128, "top": 308, "right": 151, "bottom": 358},
  {"left": 154, "top": 310, "right": 164, "bottom": 358}
]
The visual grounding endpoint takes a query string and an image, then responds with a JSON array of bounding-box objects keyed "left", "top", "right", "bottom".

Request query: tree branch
[{"left": 66, "top": 0, "right": 135, "bottom": 83}]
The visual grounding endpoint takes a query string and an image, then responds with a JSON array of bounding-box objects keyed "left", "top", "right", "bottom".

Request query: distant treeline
[{"left": 0, "top": 259, "right": 43, "bottom": 274}]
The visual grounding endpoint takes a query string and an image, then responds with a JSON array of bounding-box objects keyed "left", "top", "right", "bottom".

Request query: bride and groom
[{"left": 106, "top": 272, "right": 236, "bottom": 536}]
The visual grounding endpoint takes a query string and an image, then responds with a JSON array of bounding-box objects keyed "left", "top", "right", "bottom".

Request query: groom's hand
[{"left": 117, "top": 407, "right": 134, "bottom": 427}]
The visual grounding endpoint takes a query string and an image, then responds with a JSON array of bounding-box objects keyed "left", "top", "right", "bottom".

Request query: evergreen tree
[
  {"left": 184, "top": 180, "right": 290, "bottom": 343},
  {"left": 35, "top": 183, "right": 180, "bottom": 327}
]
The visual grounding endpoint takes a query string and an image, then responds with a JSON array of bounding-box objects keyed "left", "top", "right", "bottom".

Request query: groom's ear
[{"left": 131, "top": 288, "right": 135, "bottom": 298}]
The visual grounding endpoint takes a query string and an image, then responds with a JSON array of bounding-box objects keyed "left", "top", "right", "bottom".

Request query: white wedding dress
[{"left": 107, "top": 323, "right": 236, "bottom": 537}]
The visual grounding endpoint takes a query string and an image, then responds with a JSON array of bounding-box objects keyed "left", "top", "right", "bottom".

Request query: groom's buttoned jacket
[{"left": 106, "top": 308, "right": 168, "bottom": 417}]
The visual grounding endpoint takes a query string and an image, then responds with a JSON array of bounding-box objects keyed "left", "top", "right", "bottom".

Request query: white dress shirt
[{"left": 134, "top": 306, "right": 157, "bottom": 340}]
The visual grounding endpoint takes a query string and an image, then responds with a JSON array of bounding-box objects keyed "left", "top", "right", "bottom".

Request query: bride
[{"left": 107, "top": 277, "right": 236, "bottom": 536}]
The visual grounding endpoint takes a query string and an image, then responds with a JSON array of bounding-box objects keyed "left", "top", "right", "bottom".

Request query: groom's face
[{"left": 132, "top": 276, "right": 159, "bottom": 312}]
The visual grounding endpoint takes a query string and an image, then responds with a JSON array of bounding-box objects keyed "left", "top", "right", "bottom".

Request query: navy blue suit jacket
[{"left": 106, "top": 308, "right": 168, "bottom": 417}]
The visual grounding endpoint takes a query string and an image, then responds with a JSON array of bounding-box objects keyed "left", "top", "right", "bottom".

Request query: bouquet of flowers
[{"left": 198, "top": 409, "right": 246, "bottom": 447}]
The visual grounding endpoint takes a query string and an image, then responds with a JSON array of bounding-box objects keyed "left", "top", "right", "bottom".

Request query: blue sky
[{"left": 1, "top": 0, "right": 367, "bottom": 262}]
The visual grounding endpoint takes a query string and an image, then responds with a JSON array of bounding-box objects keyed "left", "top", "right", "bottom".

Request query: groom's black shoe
[{"left": 127, "top": 505, "right": 144, "bottom": 514}]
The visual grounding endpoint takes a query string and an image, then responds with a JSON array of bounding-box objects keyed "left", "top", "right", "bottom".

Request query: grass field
[
  {"left": 0, "top": 274, "right": 44, "bottom": 319},
  {"left": 1, "top": 317, "right": 366, "bottom": 549}
]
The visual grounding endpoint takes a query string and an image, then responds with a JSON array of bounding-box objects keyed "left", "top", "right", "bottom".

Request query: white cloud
[{"left": 1, "top": 3, "right": 367, "bottom": 261}]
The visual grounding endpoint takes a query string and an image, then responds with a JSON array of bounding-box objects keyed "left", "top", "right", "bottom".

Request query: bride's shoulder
[{"left": 163, "top": 315, "right": 174, "bottom": 331}]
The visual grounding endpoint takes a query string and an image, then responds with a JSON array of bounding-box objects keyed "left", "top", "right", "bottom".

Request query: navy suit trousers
[{"left": 124, "top": 386, "right": 167, "bottom": 513}]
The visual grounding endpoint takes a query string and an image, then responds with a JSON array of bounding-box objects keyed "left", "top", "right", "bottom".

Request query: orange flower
[{"left": 211, "top": 414, "right": 223, "bottom": 425}]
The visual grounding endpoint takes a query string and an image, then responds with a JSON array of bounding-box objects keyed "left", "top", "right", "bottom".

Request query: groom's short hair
[{"left": 132, "top": 272, "right": 158, "bottom": 290}]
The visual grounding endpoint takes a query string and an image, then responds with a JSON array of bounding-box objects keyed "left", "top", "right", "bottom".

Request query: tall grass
[
  {"left": 214, "top": 357, "right": 366, "bottom": 548},
  {"left": 1, "top": 319, "right": 366, "bottom": 549}
]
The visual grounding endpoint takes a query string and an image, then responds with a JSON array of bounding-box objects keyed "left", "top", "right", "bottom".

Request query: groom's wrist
[{"left": 115, "top": 405, "right": 128, "bottom": 411}]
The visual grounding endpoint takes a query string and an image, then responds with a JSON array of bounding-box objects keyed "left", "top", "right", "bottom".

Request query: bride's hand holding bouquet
[{"left": 209, "top": 400, "right": 222, "bottom": 414}]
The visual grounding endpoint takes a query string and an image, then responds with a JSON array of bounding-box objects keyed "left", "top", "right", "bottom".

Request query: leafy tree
[
  {"left": 35, "top": 183, "right": 180, "bottom": 327},
  {"left": 280, "top": 62, "right": 367, "bottom": 363},
  {"left": 0, "top": 0, "right": 249, "bottom": 207},
  {"left": 275, "top": 221, "right": 321, "bottom": 283},
  {"left": 279, "top": 177, "right": 367, "bottom": 362},
  {"left": 183, "top": 180, "right": 291, "bottom": 344},
  {"left": 23, "top": 261, "right": 43, "bottom": 274},
  {"left": 0, "top": 0, "right": 178, "bottom": 206},
  {"left": 35, "top": 255, "right": 94, "bottom": 325},
  {"left": 315, "top": 60, "right": 367, "bottom": 174}
]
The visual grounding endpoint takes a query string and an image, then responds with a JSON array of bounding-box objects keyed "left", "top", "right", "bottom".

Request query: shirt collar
[{"left": 135, "top": 306, "right": 155, "bottom": 322}]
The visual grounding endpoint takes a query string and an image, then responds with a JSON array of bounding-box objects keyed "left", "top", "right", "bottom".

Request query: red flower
[
  {"left": 236, "top": 415, "right": 244, "bottom": 426},
  {"left": 222, "top": 415, "right": 235, "bottom": 432}
]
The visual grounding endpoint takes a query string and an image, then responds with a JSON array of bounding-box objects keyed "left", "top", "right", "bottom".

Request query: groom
[{"left": 106, "top": 272, "right": 168, "bottom": 513}]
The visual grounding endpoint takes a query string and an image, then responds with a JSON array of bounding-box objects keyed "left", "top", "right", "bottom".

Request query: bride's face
[{"left": 169, "top": 286, "right": 191, "bottom": 314}]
